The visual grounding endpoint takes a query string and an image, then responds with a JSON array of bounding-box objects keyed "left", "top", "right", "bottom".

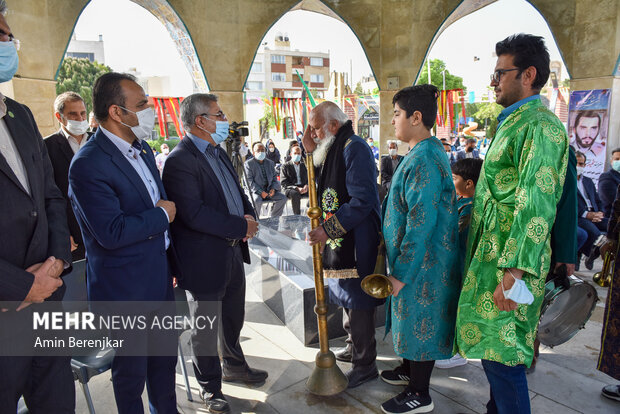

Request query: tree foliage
[
  {"left": 56, "top": 57, "right": 112, "bottom": 113},
  {"left": 473, "top": 102, "right": 503, "bottom": 138},
  {"left": 416, "top": 59, "right": 465, "bottom": 91}
]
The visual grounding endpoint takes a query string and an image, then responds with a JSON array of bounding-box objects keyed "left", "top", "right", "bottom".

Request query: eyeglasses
[
  {"left": 490, "top": 68, "right": 520, "bottom": 83},
  {"left": 201, "top": 111, "right": 226, "bottom": 120}
]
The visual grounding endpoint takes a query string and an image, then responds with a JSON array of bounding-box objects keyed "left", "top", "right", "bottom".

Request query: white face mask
[
  {"left": 502, "top": 272, "right": 534, "bottom": 305},
  {"left": 576, "top": 166, "right": 584, "bottom": 176},
  {"left": 388, "top": 148, "right": 398, "bottom": 156},
  {"left": 64, "top": 119, "right": 89, "bottom": 136},
  {"left": 119, "top": 106, "right": 155, "bottom": 140}
]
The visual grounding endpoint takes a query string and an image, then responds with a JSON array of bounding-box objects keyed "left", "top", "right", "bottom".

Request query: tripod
[{"left": 229, "top": 145, "right": 258, "bottom": 215}]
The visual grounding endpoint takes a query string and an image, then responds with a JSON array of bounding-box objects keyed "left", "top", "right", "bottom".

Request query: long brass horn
[
  {"left": 304, "top": 151, "right": 348, "bottom": 396},
  {"left": 593, "top": 249, "right": 614, "bottom": 287},
  {"left": 361, "top": 239, "right": 393, "bottom": 299}
]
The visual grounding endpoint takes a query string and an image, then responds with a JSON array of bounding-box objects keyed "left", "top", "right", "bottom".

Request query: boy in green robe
[{"left": 455, "top": 34, "right": 568, "bottom": 414}]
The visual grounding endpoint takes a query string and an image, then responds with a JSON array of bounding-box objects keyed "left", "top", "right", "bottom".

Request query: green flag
[{"left": 296, "top": 70, "right": 316, "bottom": 108}]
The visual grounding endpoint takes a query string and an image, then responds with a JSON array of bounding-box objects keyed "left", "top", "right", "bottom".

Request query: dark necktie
[{"left": 132, "top": 140, "right": 142, "bottom": 159}]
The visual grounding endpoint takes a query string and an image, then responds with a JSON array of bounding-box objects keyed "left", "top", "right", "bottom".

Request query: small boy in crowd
[{"left": 435, "top": 157, "right": 483, "bottom": 369}]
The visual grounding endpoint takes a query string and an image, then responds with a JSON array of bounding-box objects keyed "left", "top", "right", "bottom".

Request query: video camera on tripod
[{"left": 227, "top": 121, "right": 249, "bottom": 153}]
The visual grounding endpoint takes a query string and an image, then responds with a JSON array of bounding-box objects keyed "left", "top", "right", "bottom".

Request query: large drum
[{"left": 538, "top": 275, "right": 598, "bottom": 347}]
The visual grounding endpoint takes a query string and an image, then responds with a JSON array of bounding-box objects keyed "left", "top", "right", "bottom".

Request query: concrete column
[
  {"left": 210, "top": 90, "right": 245, "bottom": 127},
  {"left": 379, "top": 90, "right": 398, "bottom": 156},
  {"left": 0, "top": 77, "right": 58, "bottom": 136},
  {"left": 570, "top": 76, "right": 620, "bottom": 168}
]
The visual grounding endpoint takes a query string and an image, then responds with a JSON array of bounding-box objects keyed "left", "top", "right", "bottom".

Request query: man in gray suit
[{"left": 244, "top": 142, "right": 287, "bottom": 217}]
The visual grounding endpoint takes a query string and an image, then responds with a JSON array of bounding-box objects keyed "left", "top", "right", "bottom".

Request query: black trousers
[
  {"left": 342, "top": 307, "right": 377, "bottom": 368},
  {"left": 403, "top": 359, "right": 435, "bottom": 397},
  {"left": 0, "top": 355, "right": 75, "bottom": 414},
  {"left": 187, "top": 246, "right": 247, "bottom": 393},
  {"left": 284, "top": 188, "right": 308, "bottom": 215}
]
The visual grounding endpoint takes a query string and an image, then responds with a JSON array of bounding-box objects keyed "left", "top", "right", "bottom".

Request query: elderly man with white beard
[{"left": 303, "top": 101, "right": 384, "bottom": 388}]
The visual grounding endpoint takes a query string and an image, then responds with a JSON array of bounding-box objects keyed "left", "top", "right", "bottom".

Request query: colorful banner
[{"left": 568, "top": 89, "right": 611, "bottom": 184}]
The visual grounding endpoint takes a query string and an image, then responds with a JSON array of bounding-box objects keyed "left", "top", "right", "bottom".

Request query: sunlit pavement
[{"left": 75, "top": 258, "right": 619, "bottom": 414}]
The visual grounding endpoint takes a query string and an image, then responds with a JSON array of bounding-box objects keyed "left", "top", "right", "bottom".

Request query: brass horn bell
[
  {"left": 361, "top": 239, "right": 393, "bottom": 299},
  {"left": 593, "top": 248, "right": 614, "bottom": 287}
]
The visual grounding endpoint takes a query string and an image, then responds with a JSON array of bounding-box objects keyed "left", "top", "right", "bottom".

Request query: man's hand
[
  {"left": 156, "top": 199, "right": 176, "bottom": 223},
  {"left": 586, "top": 211, "right": 604, "bottom": 223},
  {"left": 245, "top": 215, "right": 259, "bottom": 241},
  {"left": 555, "top": 262, "right": 575, "bottom": 276},
  {"left": 261, "top": 191, "right": 268, "bottom": 199},
  {"left": 299, "top": 185, "right": 308, "bottom": 195},
  {"left": 70, "top": 236, "right": 78, "bottom": 252},
  {"left": 492, "top": 268, "right": 522, "bottom": 312},
  {"left": 269, "top": 189, "right": 276, "bottom": 197},
  {"left": 309, "top": 225, "right": 329, "bottom": 253},
  {"left": 388, "top": 275, "right": 405, "bottom": 298},
  {"left": 302, "top": 124, "right": 317, "bottom": 153},
  {"left": 19, "top": 256, "right": 63, "bottom": 311}
]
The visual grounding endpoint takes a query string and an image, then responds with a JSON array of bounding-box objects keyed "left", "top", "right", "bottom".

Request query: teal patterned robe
[{"left": 382, "top": 136, "right": 460, "bottom": 361}]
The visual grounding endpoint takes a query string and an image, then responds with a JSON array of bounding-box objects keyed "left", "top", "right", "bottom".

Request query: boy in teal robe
[{"left": 380, "top": 85, "right": 460, "bottom": 414}]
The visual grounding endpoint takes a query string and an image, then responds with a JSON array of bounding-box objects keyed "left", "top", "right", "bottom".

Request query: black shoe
[
  {"left": 381, "top": 389, "right": 434, "bottom": 413},
  {"left": 380, "top": 362, "right": 410, "bottom": 386},
  {"left": 585, "top": 246, "right": 600, "bottom": 270},
  {"left": 346, "top": 363, "right": 378, "bottom": 388},
  {"left": 334, "top": 345, "right": 352, "bottom": 362},
  {"left": 200, "top": 389, "right": 230, "bottom": 413},
  {"left": 222, "top": 364, "right": 268, "bottom": 384},
  {"left": 575, "top": 254, "right": 581, "bottom": 272},
  {"left": 602, "top": 384, "right": 620, "bottom": 401}
]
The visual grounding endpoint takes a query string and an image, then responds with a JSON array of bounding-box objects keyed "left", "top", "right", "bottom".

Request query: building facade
[
  {"left": 65, "top": 33, "right": 105, "bottom": 64},
  {"left": 245, "top": 34, "right": 330, "bottom": 102}
]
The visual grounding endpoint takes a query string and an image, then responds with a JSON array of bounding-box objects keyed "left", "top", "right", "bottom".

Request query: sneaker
[
  {"left": 380, "top": 362, "right": 410, "bottom": 386},
  {"left": 381, "top": 389, "right": 434, "bottom": 414},
  {"left": 601, "top": 384, "right": 620, "bottom": 402},
  {"left": 435, "top": 354, "right": 467, "bottom": 369}
]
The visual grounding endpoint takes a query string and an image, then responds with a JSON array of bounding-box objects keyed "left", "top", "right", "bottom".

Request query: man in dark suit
[
  {"left": 598, "top": 148, "right": 620, "bottom": 219},
  {"left": 280, "top": 144, "right": 308, "bottom": 214},
  {"left": 244, "top": 142, "right": 287, "bottom": 217},
  {"left": 576, "top": 151, "right": 607, "bottom": 270},
  {"left": 69, "top": 72, "right": 178, "bottom": 413},
  {"left": 380, "top": 140, "right": 403, "bottom": 196},
  {"left": 44, "top": 91, "right": 91, "bottom": 261},
  {"left": 455, "top": 137, "right": 480, "bottom": 160},
  {"left": 162, "top": 93, "right": 266, "bottom": 413},
  {"left": 0, "top": 4, "right": 74, "bottom": 411}
]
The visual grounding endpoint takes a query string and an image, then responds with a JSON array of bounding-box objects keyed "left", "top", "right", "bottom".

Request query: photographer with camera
[{"left": 162, "top": 93, "right": 266, "bottom": 413}]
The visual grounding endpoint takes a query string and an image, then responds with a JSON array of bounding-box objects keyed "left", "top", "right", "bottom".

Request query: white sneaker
[{"left": 435, "top": 354, "right": 467, "bottom": 369}]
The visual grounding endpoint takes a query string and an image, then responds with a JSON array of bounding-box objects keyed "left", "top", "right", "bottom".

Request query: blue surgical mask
[
  {"left": 613, "top": 160, "right": 620, "bottom": 172},
  {"left": 0, "top": 41, "right": 18, "bottom": 83},
  {"left": 200, "top": 115, "right": 229, "bottom": 145},
  {"left": 502, "top": 273, "right": 534, "bottom": 305},
  {"left": 292, "top": 154, "right": 302, "bottom": 163},
  {"left": 255, "top": 151, "right": 266, "bottom": 161}
]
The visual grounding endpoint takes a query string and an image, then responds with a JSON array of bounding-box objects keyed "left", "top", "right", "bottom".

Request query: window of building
[
  {"left": 310, "top": 74, "right": 324, "bottom": 83},
  {"left": 66, "top": 52, "right": 95, "bottom": 62},
  {"left": 310, "top": 57, "right": 323, "bottom": 66},
  {"left": 251, "top": 62, "right": 263, "bottom": 73},
  {"left": 293, "top": 56, "right": 303, "bottom": 66},
  {"left": 271, "top": 55, "right": 285, "bottom": 64},
  {"left": 272, "top": 73, "right": 286, "bottom": 82},
  {"left": 246, "top": 81, "right": 263, "bottom": 91}
]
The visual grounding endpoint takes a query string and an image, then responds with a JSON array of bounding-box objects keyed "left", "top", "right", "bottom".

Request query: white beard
[{"left": 313, "top": 134, "right": 336, "bottom": 167}]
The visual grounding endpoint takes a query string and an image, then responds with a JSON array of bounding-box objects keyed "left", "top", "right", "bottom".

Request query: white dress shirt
[{"left": 60, "top": 126, "right": 88, "bottom": 154}]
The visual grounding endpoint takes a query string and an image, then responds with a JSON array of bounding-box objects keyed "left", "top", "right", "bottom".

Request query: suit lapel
[
  {"left": 94, "top": 132, "right": 155, "bottom": 208},
  {"left": 183, "top": 137, "right": 228, "bottom": 204},
  {"left": 3, "top": 103, "right": 36, "bottom": 196},
  {"left": 56, "top": 132, "right": 76, "bottom": 164},
  {"left": 0, "top": 151, "right": 27, "bottom": 193}
]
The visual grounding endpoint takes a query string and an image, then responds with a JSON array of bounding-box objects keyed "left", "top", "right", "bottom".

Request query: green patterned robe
[{"left": 455, "top": 99, "right": 569, "bottom": 367}]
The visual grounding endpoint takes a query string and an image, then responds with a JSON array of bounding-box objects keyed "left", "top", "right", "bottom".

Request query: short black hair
[
  {"left": 252, "top": 141, "right": 264, "bottom": 151},
  {"left": 575, "top": 151, "right": 587, "bottom": 162},
  {"left": 452, "top": 158, "right": 484, "bottom": 185},
  {"left": 392, "top": 84, "right": 438, "bottom": 130},
  {"left": 574, "top": 110, "right": 601, "bottom": 130},
  {"left": 612, "top": 148, "right": 620, "bottom": 157},
  {"left": 92, "top": 72, "right": 137, "bottom": 122},
  {"left": 466, "top": 138, "right": 477, "bottom": 144},
  {"left": 495, "top": 33, "right": 550, "bottom": 91}
]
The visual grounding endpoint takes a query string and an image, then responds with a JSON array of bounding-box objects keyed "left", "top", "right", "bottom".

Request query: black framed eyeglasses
[{"left": 490, "top": 68, "right": 521, "bottom": 83}]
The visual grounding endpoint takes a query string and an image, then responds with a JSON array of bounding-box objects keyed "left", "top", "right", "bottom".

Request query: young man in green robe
[
  {"left": 455, "top": 34, "right": 569, "bottom": 414},
  {"left": 380, "top": 84, "right": 460, "bottom": 414}
]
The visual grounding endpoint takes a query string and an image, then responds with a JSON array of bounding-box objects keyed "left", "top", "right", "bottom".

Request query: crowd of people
[{"left": 0, "top": 0, "right": 618, "bottom": 412}]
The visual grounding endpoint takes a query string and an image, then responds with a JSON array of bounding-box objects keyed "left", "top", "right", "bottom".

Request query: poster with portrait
[{"left": 568, "top": 89, "right": 611, "bottom": 184}]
